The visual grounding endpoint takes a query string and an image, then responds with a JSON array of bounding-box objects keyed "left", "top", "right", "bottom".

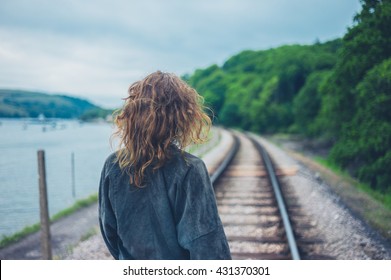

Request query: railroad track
[{"left": 212, "top": 131, "right": 327, "bottom": 260}]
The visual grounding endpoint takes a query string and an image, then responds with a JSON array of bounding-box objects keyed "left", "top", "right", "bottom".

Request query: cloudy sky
[{"left": 0, "top": 0, "right": 361, "bottom": 108}]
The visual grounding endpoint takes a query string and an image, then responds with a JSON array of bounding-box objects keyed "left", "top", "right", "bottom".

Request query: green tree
[
  {"left": 318, "top": 0, "right": 391, "bottom": 138},
  {"left": 188, "top": 65, "right": 228, "bottom": 118},
  {"left": 188, "top": 41, "right": 340, "bottom": 133},
  {"left": 329, "top": 58, "right": 391, "bottom": 191},
  {"left": 293, "top": 71, "right": 331, "bottom": 136}
]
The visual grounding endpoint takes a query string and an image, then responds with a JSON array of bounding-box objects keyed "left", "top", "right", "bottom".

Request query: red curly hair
[{"left": 113, "top": 71, "right": 211, "bottom": 187}]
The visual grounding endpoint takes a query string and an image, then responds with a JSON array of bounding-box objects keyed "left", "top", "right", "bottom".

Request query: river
[{"left": 0, "top": 118, "right": 114, "bottom": 238}]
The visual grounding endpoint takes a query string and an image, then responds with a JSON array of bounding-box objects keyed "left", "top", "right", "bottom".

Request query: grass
[
  {"left": 59, "top": 227, "right": 99, "bottom": 259},
  {"left": 0, "top": 193, "right": 98, "bottom": 249},
  {"left": 0, "top": 224, "right": 41, "bottom": 249},
  {"left": 80, "top": 227, "right": 98, "bottom": 242},
  {"left": 51, "top": 194, "right": 98, "bottom": 221},
  {"left": 314, "top": 156, "right": 391, "bottom": 211}
]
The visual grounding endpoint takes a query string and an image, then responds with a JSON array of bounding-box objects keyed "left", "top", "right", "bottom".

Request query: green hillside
[
  {"left": 0, "top": 89, "right": 110, "bottom": 119},
  {"left": 186, "top": 0, "right": 391, "bottom": 193},
  {"left": 186, "top": 39, "right": 340, "bottom": 134}
]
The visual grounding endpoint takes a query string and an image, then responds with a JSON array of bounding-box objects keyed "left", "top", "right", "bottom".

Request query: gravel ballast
[{"left": 252, "top": 134, "right": 391, "bottom": 260}]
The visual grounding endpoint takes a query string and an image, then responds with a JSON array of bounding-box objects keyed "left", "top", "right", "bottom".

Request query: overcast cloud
[{"left": 0, "top": 0, "right": 361, "bottom": 108}]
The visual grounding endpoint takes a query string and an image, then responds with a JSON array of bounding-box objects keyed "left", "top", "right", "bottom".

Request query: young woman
[{"left": 99, "top": 71, "right": 231, "bottom": 260}]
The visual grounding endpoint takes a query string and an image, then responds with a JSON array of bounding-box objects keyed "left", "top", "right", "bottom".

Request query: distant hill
[{"left": 0, "top": 89, "right": 111, "bottom": 119}]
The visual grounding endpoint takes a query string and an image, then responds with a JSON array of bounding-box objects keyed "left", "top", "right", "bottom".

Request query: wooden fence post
[{"left": 37, "top": 150, "right": 52, "bottom": 260}]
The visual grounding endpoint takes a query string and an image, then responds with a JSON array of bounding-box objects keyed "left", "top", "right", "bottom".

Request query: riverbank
[
  {"left": 0, "top": 194, "right": 98, "bottom": 249},
  {"left": 0, "top": 201, "right": 100, "bottom": 259}
]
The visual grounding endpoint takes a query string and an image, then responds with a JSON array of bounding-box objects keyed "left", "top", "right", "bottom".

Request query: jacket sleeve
[
  {"left": 98, "top": 161, "right": 120, "bottom": 259},
  {"left": 175, "top": 160, "right": 231, "bottom": 260}
]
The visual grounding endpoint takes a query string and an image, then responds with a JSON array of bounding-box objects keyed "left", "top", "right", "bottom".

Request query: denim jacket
[{"left": 99, "top": 147, "right": 231, "bottom": 260}]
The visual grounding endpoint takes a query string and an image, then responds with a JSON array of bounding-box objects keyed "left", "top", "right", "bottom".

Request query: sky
[{"left": 0, "top": 0, "right": 362, "bottom": 108}]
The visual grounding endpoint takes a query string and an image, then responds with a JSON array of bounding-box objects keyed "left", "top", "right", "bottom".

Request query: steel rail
[
  {"left": 248, "top": 134, "right": 301, "bottom": 260},
  {"left": 210, "top": 132, "right": 240, "bottom": 185}
]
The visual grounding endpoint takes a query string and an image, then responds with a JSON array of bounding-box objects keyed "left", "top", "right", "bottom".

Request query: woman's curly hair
[{"left": 112, "top": 71, "right": 212, "bottom": 187}]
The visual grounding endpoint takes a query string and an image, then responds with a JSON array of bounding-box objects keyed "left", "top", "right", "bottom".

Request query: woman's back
[{"left": 100, "top": 147, "right": 231, "bottom": 259}]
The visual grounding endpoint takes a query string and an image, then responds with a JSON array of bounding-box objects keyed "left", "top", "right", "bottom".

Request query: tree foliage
[
  {"left": 188, "top": 40, "right": 341, "bottom": 132},
  {"left": 324, "top": 0, "right": 391, "bottom": 191},
  {"left": 330, "top": 58, "right": 391, "bottom": 191},
  {"left": 317, "top": 0, "right": 391, "bottom": 139},
  {"left": 186, "top": 0, "right": 391, "bottom": 192}
]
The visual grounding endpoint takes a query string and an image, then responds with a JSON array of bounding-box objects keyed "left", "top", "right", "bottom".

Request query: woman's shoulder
[
  {"left": 163, "top": 147, "right": 207, "bottom": 180},
  {"left": 169, "top": 146, "right": 205, "bottom": 167},
  {"left": 101, "top": 152, "right": 121, "bottom": 176},
  {"left": 104, "top": 152, "right": 118, "bottom": 166}
]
